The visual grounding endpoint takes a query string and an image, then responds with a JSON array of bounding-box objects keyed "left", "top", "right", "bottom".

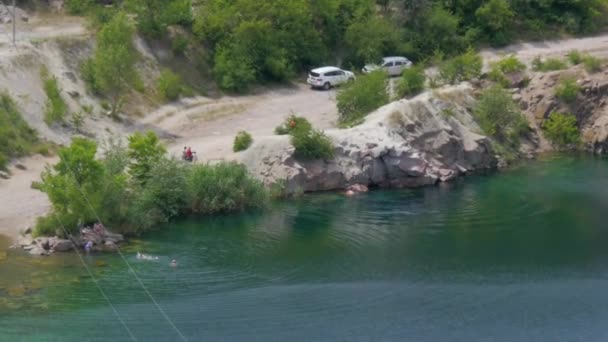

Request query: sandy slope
[{"left": 0, "top": 155, "right": 56, "bottom": 239}]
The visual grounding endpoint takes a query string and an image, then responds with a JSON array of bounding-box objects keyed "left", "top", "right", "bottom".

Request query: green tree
[
  {"left": 89, "top": 13, "right": 139, "bottom": 117},
  {"left": 127, "top": 131, "right": 167, "bottom": 185},
  {"left": 475, "top": 0, "right": 514, "bottom": 45},
  {"left": 345, "top": 16, "right": 400, "bottom": 64},
  {"left": 125, "top": 0, "right": 192, "bottom": 37},
  {"left": 37, "top": 138, "right": 106, "bottom": 233}
]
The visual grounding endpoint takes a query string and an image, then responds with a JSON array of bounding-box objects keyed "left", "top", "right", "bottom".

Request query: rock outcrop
[
  {"left": 16, "top": 225, "right": 125, "bottom": 255},
  {"left": 239, "top": 84, "right": 497, "bottom": 194},
  {"left": 516, "top": 66, "right": 608, "bottom": 154}
]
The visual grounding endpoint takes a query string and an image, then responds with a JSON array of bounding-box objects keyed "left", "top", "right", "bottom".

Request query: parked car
[
  {"left": 307, "top": 66, "right": 355, "bottom": 90},
  {"left": 362, "top": 56, "right": 412, "bottom": 76}
]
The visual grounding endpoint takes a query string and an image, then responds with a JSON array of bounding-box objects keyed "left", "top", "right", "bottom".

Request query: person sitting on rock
[{"left": 93, "top": 223, "right": 105, "bottom": 236}]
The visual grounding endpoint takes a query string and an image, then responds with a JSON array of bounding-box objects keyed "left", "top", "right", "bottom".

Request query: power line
[
  {"left": 59, "top": 157, "right": 189, "bottom": 342},
  {"left": 53, "top": 215, "right": 138, "bottom": 342}
]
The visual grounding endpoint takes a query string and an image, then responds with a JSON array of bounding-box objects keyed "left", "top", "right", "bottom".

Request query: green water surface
[{"left": 1, "top": 156, "right": 608, "bottom": 341}]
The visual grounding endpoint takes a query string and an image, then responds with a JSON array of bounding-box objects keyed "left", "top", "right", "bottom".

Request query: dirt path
[
  {"left": 0, "top": 155, "right": 56, "bottom": 240},
  {"left": 480, "top": 32, "right": 608, "bottom": 65},
  {"left": 146, "top": 83, "right": 340, "bottom": 159}
]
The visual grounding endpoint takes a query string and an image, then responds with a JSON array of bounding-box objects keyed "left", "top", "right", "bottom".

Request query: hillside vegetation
[
  {"left": 69, "top": 0, "right": 608, "bottom": 91},
  {"left": 0, "top": 93, "right": 48, "bottom": 170}
]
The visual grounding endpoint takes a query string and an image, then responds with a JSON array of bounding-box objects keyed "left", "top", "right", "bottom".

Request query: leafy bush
[
  {"left": 65, "top": 0, "right": 93, "bottom": 15},
  {"left": 475, "top": 0, "right": 514, "bottom": 46},
  {"left": 188, "top": 161, "right": 267, "bottom": 214},
  {"left": 0, "top": 93, "right": 41, "bottom": 170},
  {"left": 532, "top": 57, "right": 568, "bottom": 71},
  {"left": 233, "top": 131, "right": 253, "bottom": 152},
  {"left": 582, "top": 54, "right": 602, "bottom": 73},
  {"left": 291, "top": 129, "right": 335, "bottom": 160},
  {"left": 213, "top": 44, "right": 257, "bottom": 92},
  {"left": 274, "top": 115, "right": 312, "bottom": 135},
  {"left": 439, "top": 48, "right": 482, "bottom": 84},
  {"left": 543, "top": 112, "right": 580, "bottom": 149},
  {"left": 488, "top": 55, "right": 526, "bottom": 87},
  {"left": 42, "top": 69, "right": 68, "bottom": 125},
  {"left": 171, "top": 35, "right": 189, "bottom": 56},
  {"left": 567, "top": 50, "right": 583, "bottom": 65},
  {"left": 125, "top": 0, "right": 193, "bottom": 37},
  {"left": 336, "top": 70, "right": 388, "bottom": 126},
  {"left": 157, "top": 69, "right": 184, "bottom": 101},
  {"left": 397, "top": 65, "right": 426, "bottom": 98},
  {"left": 555, "top": 77, "right": 581, "bottom": 103},
  {"left": 473, "top": 85, "right": 527, "bottom": 145},
  {"left": 129, "top": 158, "right": 190, "bottom": 232}
]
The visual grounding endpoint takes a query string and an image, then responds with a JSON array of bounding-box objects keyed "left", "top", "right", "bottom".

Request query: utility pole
[{"left": 11, "top": 0, "right": 14, "bottom": 45}]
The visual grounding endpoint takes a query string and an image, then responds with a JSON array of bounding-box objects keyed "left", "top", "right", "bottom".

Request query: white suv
[
  {"left": 307, "top": 66, "right": 355, "bottom": 90},
  {"left": 362, "top": 56, "right": 413, "bottom": 76}
]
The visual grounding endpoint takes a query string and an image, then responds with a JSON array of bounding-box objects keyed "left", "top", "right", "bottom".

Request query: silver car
[{"left": 362, "top": 56, "right": 413, "bottom": 76}]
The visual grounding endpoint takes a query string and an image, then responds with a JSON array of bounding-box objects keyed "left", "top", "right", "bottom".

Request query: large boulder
[
  {"left": 239, "top": 84, "right": 497, "bottom": 194},
  {"left": 49, "top": 238, "right": 74, "bottom": 252}
]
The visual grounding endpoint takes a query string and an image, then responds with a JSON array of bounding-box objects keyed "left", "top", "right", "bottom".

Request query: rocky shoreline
[{"left": 13, "top": 226, "right": 124, "bottom": 256}]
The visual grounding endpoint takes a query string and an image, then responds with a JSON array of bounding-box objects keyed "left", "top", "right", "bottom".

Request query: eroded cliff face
[
  {"left": 515, "top": 66, "right": 608, "bottom": 154},
  {"left": 239, "top": 85, "right": 497, "bottom": 193}
]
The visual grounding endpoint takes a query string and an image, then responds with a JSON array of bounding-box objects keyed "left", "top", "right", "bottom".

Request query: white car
[
  {"left": 307, "top": 66, "right": 355, "bottom": 90},
  {"left": 362, "top": 56, "right": 413, "bottom": 76}
]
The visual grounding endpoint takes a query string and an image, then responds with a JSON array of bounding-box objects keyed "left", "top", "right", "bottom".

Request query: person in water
[
  {"left": 170, "top": 259, "right": 178, "bottom": 267},
  {"left": 84, "top": 241, "right": 93, "bottom": 253}
]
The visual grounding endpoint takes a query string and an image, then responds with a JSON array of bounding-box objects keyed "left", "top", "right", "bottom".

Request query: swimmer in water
[
  {"left": 84, "top": 241, "right": 93, "bottom": 253},
  {"left": 170, "top": 259, "right": 178, "bottom": 267}
]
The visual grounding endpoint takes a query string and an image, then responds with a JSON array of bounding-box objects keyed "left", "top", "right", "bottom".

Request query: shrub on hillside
[
  {"left": 42, "top": 69, "right": 68, "bottom": 125},
  {"left": 188, "top": 162, "right": 267, "bottom": 214},
  {"left": 0, "top": 93, "right": 41, "bottom": 170},
  {"left": 65, "top": 0, "right": 93, "bottom": 15},
  {"left": 397, "top": 65, "right": 426, "bottom": 98},
  {"left": 473, "top": 85, "right": 528, "bottom": 145},
  {"left": 336, "top": 70, "right": 388, "bottom": 126},
  {"left": 543, "top": 112, "right": 580, "bottom": 149},
  {"left": 274, "top": 114, "right": 312, "bottom": 135},
  {"left": 532, "top": 57, "right": 568, "bottom": 71},
  {"left": 233, "top": 131, "right": 253, "bottom": 152},
  {"left": 291, "top": 129, "right": 334, "bottom": 160},
  {"left": 439, "top": 48, "right": 482, "bottom": 84},
  {"left": 582, "top": 55, "right": 602, "bottom": 73},
  {"left": 488, "top": 55, "right": 526, "bottom": 87},
  {"left": 171, "top": 35, "right": 189, "bottom": 56},
  {"left": 555, "top": 77, "right": 581, "bottom": 103},
  {"left": 567, "top": 50, "right": 583, "bottom": 65},
  {"left": 157, "top": 69, "right": 184, "bottom": 101}
]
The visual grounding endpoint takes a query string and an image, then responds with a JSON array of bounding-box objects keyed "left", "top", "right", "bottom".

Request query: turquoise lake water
[{"left": 1, "top": 155, "right": 608, "bottom": 341}]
